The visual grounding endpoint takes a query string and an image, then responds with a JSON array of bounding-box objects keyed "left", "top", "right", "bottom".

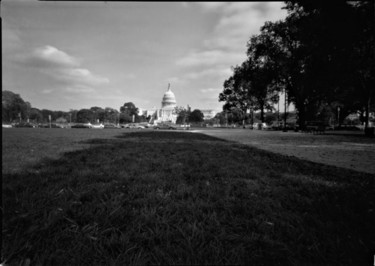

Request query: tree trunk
[{"left": 260, "top": 107, "right": 264, "bottom": 123}]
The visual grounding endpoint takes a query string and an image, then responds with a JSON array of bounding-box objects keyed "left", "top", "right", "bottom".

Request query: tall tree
[
  {"left": 189, "top": 109, "right": 204, "bottom": 123},
  {"left": 76, "top": 109, "right": 94, "bottom": 123},
  {"left": 2, "top": 90, "right": 29, "bottom": 123}
]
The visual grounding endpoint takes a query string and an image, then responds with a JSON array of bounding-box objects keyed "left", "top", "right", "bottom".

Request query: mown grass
[{"left": 2, "top": 130, "right": 375, "bottom": 265}]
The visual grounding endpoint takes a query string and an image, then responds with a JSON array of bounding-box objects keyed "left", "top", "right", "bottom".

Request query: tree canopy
[
  {"left": 189, "top": 109, "right": 204, "bottom": 123},
  {"left": 219, "top": 1, "right": 374, "bottom": 132}
]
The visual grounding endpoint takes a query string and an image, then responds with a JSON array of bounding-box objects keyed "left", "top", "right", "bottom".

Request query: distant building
[
  {"left": 200, "top": 109, "right": 217, "bottom": 120},
  {"left": 145, "top": 84, "right": 178, "bottom": 124},
  {"left": 139, "top": 85, "right": 217, "bottom": 124}
]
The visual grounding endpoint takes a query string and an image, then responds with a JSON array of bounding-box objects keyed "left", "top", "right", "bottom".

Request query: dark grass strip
[{"left": 2, "top": 131, "right": 375, "bottom": 265}]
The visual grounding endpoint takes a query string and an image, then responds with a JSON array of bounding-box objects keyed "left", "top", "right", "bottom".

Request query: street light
[{"left": 283, "top": 89, "right": 287, "bottom": 132}]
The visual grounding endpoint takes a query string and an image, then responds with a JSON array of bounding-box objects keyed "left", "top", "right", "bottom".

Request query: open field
[
  {"left": 2, "top": 128, "right": 375, "bottom": 265},
  {"left": 193, "top": 128, "right": 375, "bottom": 175},
  {"left": 2, "top": 128, "right": 127, "bottom": 175}
]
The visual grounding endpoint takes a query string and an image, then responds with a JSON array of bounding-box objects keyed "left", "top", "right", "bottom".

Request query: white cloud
[
  {"left": 62, "top": 68, "right": 109, "bottom": 85},
  {"left": 184, "top": 67, "right": 232, "bottom": 81},
  {"left": 176, "top": 49, "right": 245, "bottom": 68},
  {"left": 197, "top": 2, "right": 228, "bottom": 11},
  {"left": 33, "top": 45, "right": 80, "bottom": 67},
  {"left": 201, "top": 88, "right": 222, "bottom": 93},
  {"left": 63, "top": 85, "right": 95, "bottom": 94},
  {"left": 204, "top": 2, "right": 287, "bottom": 51},
  {"left": 123, "top": 73, "right": 136, "bottom": 80},
  {"left": 29, "top": 45, "right": 109, "bottom": 86},
  {"left": 41, "top": 89, "right": 53, "bottom": 94},
  {"left": 3, "top": 27, "right": 22, "bottom": 50}
]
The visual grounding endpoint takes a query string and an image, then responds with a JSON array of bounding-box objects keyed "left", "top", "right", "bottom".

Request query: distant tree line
[
  {"left": 2, "top": 90, "right": 206, "bottom": 125},
  {"left": 1, "top": 90, "right": 149, "bottom": 124},
  {"left": 219, "top": 1, "right": 374, "bottom": 133},
  {"left": 174, "top": 106, "right": 204, "bottom": 124}
]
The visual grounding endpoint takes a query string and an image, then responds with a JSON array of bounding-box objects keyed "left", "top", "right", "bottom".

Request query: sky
[{"left": 2, "top": 1, "right": 288, "bottom": 112}]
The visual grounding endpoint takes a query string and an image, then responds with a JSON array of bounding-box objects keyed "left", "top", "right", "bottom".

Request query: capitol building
[
  {"left": 139, "top": 84, "right": 178, "bottom": 124},
  {"left": 139, "top": 84, "right": 217, "bottom": 124}
]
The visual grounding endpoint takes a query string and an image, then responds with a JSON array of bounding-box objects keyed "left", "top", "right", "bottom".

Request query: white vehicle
[
  {"left": 2, "top": 124, "right": 12, "bottom": 128},
  {"left": 123, "top": 123, "right": 145, "bottom": 129},
  {"left": 83, "top": 122, "right": 93, "bottom": 128},
  {"left": 253, "top": 122, "right": 269, "bottom": 130},
  {"left": 91, "top": 123, "right": 104, "bottom": 129},
  {"left": 261, "top": 123, "right": 270, "bottom": 130}
]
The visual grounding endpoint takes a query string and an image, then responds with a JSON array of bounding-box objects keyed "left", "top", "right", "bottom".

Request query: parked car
[
  {"left": 14, "top": 122, "right": 37, "bottom": 128},
  {"left": 123, "top": 123, "right": 145, "bottom": 129},
  {"left": 269, "top": 121, "right": 283, "bottom": 130},
  {"left": 104, "top": 123, "right": 120, "bottom": 129},
  {"left": 153, "top": 123, "right": 177, "bottom": 130},
  {"left": 71, "top": 123, "right": 92, "bottom": 128},
  {"left": 138, "top": 122, "right": 152, "bottom": 128},
  {"left": 180, "top": 124, "right": 191, "bottom": 130},
  {"left": 2, "top": 124, "right": 12, "bottom": 128},
  {"left": 91, "top": 123, "right": 104, "bottom": 129},
  {"left": 252, "top": 122, "right": 270, "bottom": 130},
  {"left": 39, "top": 123, "right": 64, "bottom": 128}
]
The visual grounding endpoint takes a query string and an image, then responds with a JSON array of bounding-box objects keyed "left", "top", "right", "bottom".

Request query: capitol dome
[{"left": 161, "top": 86, "right": 177, "bottom": 109}]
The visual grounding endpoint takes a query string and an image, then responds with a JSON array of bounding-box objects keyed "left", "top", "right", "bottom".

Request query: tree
[
  {"left": 120, "top": 102, "right": 139, "bottom": 123},
  {"left": 76, "top": 109, "right": 94, "bottom": 123},
  {"left": 120, "top": 102, "right": 138, "bottom": 116},
  {"left": 189, "top": 109, "right": 204, "bottom": 123},
  {"left": 119, "top": 112, "right": 132, "bottom": 124},
  {"left": 214, "top": 112, "right": 227, "bottom": 125},
  {"left": 219, "top": 35, "right": 280, "bottom": 124},
  {"left": 29, "top": 108, "right": 43, "bottom": 123},
  {"left": 69, "top": 109, "right": 79, "bottom": 123},
  {"left": 2, "top": 90, "right": 29, "bottom": 123},
  {"left": 90, "top": 106, "right": 105, "bottom": 123},
  {"left": 104, "top": 107, "right": 119, "bottom": 124},
  {"left": 268, "top": 1, "right": 375, "bottom": 132},
  {"left": 174, "top": 106, "right": 190, "bottom": 124},
  {"left": 41, "top": 109, "right": 55, "bottom": 123}
]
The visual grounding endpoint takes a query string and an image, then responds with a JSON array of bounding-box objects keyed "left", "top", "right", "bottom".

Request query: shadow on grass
[{"left": 3, "top": 131, "right": 375, "bottom": 265}]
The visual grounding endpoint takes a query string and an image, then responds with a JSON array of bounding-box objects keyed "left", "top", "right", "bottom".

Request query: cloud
[
  {"left": 28, "top": 45, "right": 109, "bottom": 87},
  {"left": 201, "top": 88, "right": 222, "bottom": 93},
  {"left": 184, "top": 67, "right": 232, "bottom": 81},
  {"left": 63, "top": 85, "right": 96, "bottom": 94},
  {"left": 32, "top": 45, "right": 80, "bottom": 68},
  {"left": 176, "top": 49, "right": 245, "bottom": 68},
  {"left": 197, "top": 2, "right": 228, "bottom": 11},
  {"left": 41, "top": 89, "right": 53, "bottom": 94},
  {"left": 123, "top": 73, "right": 136, "bottom": 80},
  {"left": 3, "top": 27, "right": 22, "bottom": 50},
  {"left": 176, "top": 3, "right": 286, "bottom": 71},
  {"left": 204, "top": 2, "right": 287, "bottom": 51}
]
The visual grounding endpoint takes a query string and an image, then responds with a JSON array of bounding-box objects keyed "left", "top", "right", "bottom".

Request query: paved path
[{"left": 192, "top": 129, "right": 375, "bottom": 175}]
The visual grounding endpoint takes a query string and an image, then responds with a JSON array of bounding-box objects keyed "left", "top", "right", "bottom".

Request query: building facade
[{"left": 145, "top": 85, "right": 178, "bottom": 124}]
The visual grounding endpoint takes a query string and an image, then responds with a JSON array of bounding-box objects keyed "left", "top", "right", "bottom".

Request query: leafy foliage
[
  {"left": 189, "top": 109, "right": 204, "bottom": 123},
  {"left": 219, "top": 1, "right": 375, "bottom": 131}
]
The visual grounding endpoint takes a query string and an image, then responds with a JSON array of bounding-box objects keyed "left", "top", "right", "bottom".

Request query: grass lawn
[{"left": 2, "top": 129, "right": 375, "bottom": 265}]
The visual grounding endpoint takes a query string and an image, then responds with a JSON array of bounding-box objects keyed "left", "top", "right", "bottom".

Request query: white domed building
[{"left": 148, "top": 84, "right": 178, "bottom": 124}]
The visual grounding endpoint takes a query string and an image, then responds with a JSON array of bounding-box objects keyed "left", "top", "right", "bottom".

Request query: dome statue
[{"left": 161, "top": 83, "right": 176, "bottom": 109}]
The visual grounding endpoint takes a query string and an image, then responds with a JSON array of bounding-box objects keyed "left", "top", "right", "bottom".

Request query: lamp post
[
  {"left": 337, "top": 106, "right": 340, "bottom": 128},
  {"left": 283, "top": 89, "right": 287, "bottom": 132},
  {"left": 277, "top": 93, "right": 280, "bottom": 125}
]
